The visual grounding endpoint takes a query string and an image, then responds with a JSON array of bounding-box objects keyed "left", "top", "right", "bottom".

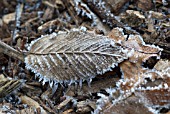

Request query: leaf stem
[{"left": 0, "top": 41, "right": 24, "bottom": 62}]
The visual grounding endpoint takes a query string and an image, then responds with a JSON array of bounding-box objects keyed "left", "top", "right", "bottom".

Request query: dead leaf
[
  {"left": 121, "top": 10, "right": 145, "bottom": 28},
  {"left": 76, "top": 100, "right": 95, "bottom": 113},
  {"left": 136, "top": 88, "right": 170, "bottom": 106},
  {"left": 0, "top": 74, "right": 23, "bottom": 98},
  {"left": 109, "top": 27, "right": 161, "bottom": 78},
  {"left": 135, "top": 0, "right": 154, "bottom": 11},
  {"left": 134, "top": 59, "right": 170, "bottom": 107},
  {"left": 149, "top": 11, "right": 165, "bottom": 19},
  {"left": 0, "top": 28, "right": 162, "bottom": 90},
  {"left": 62, "top": 109, "right": 73, "bottom": 114},
  {"left": 107, "top": 28, "right": 163, "bottom": 103},
  {"left": 20, "top": 95, "right": 47, "bottom": 114},
  {"left": 25, "top": 31, "right": 131, "bottom": 86},
  {"left": 2, "top": 12, "right": 15, "bottom": 24},
  {"left": 154, "top": 59, "right": 170, "bottom": 72},
  {"left": 57, "top": 97, "right": 73, "bottom": 110},
  {"left": 99, "top": 96, "right": 154, "bottom": 114},
  {"left": 16, "top": 106, "right": 37, "bottom": 114}
]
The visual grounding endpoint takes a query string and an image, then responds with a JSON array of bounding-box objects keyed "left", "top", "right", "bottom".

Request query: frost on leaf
[
  {"left": 94, "top": 27, "right": 163, "bottom": 105},
  {"left": 108, "top": 28, "right": 162, "bottom": 91},
  {"left": 135, "top": 59, "right": 170, "bottom": 107},
  {"left": 93, "top": 59, "right": 169, "bottom": 113},
  {"left": 25, "top": 30, "right": 131, "bottom": 85},
  {"left": 91, "top": 29, "right": 167, "bottom": 113},
  {"left": 95, "top": 95, "right": 156, "bottom": 114}
]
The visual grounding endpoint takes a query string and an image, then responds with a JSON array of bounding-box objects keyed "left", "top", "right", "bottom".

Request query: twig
[
  {"left": 8, "top": 1, "right": 24, "bottom": 77},
  {"left": 83, "top": 0, "right": 139, "bottom": 35},
  {"left": 0, "top": 41, "right": 24, "bottom": 62},
  {"left": 12, "top": 2, "right": 23, "bottom": 43},
  {"left": 63, "top": 0, "right": 79, "bottom": 27},
  {"left": 83, "top": 0, "right": 124, "bottom": 28}
]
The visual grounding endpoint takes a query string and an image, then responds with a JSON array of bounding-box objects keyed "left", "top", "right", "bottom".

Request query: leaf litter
[{"left": 0, "top": 0, "right": 169, "bottom": 113}]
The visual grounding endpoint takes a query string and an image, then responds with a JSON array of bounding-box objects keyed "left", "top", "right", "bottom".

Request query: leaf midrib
[{"left": 28, "top": 51, "right": 123, "bottom": 57}]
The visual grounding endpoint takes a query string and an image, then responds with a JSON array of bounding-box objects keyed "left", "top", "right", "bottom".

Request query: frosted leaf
[{"left": 25, "top": 31, "right": 132, "bottom": 85}]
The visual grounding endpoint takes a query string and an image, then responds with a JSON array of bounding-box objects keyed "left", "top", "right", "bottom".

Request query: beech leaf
[
  {"left": 0, "top": 28, "right": 162, "bottom": 89},
  {"left": 25, "top": 31, "right": 132, "bottom": 84}
]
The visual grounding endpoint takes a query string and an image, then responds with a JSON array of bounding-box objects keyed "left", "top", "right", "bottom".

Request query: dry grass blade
[{"left": 25, "top": 31, "right": 131, "bottom": 84}]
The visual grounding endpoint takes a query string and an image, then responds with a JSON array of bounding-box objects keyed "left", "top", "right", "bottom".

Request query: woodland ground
[{"left": 0, "top": 0, "right": 170, "bottom": 114}]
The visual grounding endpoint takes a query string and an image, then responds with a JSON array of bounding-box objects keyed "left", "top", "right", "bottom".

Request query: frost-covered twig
[
  {"left": 12, "top": 2, "right": 23, "bottom": 43},
  {"left": 83, "top": 0, "right": 139, "bottom": 35},
  {"left": 83, "top": 0, "right": 124, "bottom": 28},
  {"left": 63, "top": 0, "right": 79, "bottom": 26}
]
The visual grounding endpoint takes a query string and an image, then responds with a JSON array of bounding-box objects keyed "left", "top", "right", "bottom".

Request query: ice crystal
[{"left": 74, "top": 0, "right": 94, "bottom": 19}]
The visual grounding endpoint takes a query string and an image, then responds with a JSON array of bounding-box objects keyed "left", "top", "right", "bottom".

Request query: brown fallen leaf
[
  {"left": 76, "top": 100, "right": 96, "bottom": 113},
  {"left": 2, "top": 12, "right": 15, "bottom": 24},
  {"left": 98, "top": 95, "right": 155, "bottom": 114},
  {"left": 121, "top": 10, "right": 145, "bottom": 28},
  {"left": 57, "top": 96, "right": 73, "bottom": 110},
  {"left": 94, "top": 58, "right": 169, "bottom": 113},
  {"left": 136, "top": 88, "right": 170, "bottom": 107},
  {"left": 135, "top": 0, "right": 154, "bottom": 11},
  {"left": 154, "top": 59, "right": 170, "bottom": 72},
  {"left": 16, "top": 106, "right": 37, "bottom": 114},
  {"left": 0, "top": 28, "right": 162, "bottom": 91},
  {"left": 0, "top": 30, "right": 133, "bottom": 88},
  {"left": 135, "top": 59, "right": 170, "bottom": 107},
  {"left": 20, "top": 95, "right": 47, "bottom": 114},
  {"left": 108, "top": 27, "right": 162, "bottom": 90},
  {"left": 97, "top": 28, "right": 166, "bottom": 112},
  {"left": 0, "top": 74, "right": 23, "bottom": 99},
  {"left": 20, "top": 95, "right": 40, "bottom": 108},
  {"left": 62, "top": 109, "right": 73, "bottom": 114}
]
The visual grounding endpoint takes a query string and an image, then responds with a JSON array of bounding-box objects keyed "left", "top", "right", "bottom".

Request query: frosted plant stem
[
  {"left": 0, "top": 41, "right": 24, "bottom": 62},
  {"left": 7, "top": 2, "right": 24, "bottom": 76},
  {"left": 12, "top": 2, "right": 23, "bottom": 43}
]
